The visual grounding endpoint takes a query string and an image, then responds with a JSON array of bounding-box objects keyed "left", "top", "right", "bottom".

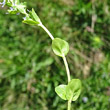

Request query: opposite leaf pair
[{"left": 55, "top": 79, "right": 81, "bottom": 101}]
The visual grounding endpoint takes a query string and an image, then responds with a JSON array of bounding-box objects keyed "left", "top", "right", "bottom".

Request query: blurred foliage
[{"left": 0, "top": 0, "right": 110, "bottom": 110}]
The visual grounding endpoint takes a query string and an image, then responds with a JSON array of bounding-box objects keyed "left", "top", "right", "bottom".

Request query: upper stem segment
[
  {"left": 39, "top": 23, "right": 54, "bottom": 40},
  {"left": 40, "top": 23, "right": 71, "bottom": 83}
]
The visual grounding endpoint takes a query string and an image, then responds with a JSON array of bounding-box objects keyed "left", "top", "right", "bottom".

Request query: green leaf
[
  {"left": 52, "top": 38, "right": 69, "bottom": 57},
  {"left": 16, "top": 3, "right": 26, "bottom": 14},
  {"left": 6, "top": 2, "right": 12, "bottom": 7},
  {"left": 8, "top": 10, "right": 18, "bottom": 14},
  {"left": 9, "top": 0, "right": 14, "bottom": 3},
  {"left": 22, "top": 19, "right": 39, "bottom": 25},
  {"left": 66, "top": 79, "right": 81, "bottom": 101},
  {"left": 15, "top": 0, "right": 20, "bottom": 4},
  {"left": 31, "top": 8, "right": 41, "bottom": 24},
  {"left": 55, "top": 85, "right": 67, "bottom": 100},
  {"left": 55, "top": 79, "right": 81, "bottom": 101},
  {"left": 9, "top": 0, "right": 17, "bottom": 4}
]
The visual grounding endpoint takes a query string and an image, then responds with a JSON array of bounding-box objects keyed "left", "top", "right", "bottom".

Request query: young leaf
[
  {"left": 6, "top": 2, "right": 12, "bottom": 7},
  {"left": 22, "top": 19, "right": 39, "bottom": 25},
  {"left": 8, "top": 10, "right": 18, "bottom": 14},
  {"left": 55, "top": 85, "right": 67, "bottom": 100},
  {"left": 52, "top": 38, "right": 69, "bottom": 57},
  {"left": 66, "top": 79, "right": 81, "bottom": 101},
  {"left": 15, "top": 0, "right": 20, "bottom": 4},
  {"left": 9, "top": 0, "right": 14, "bottom": 4},
  {"left": 31, "top": 8, "right": 41, "bottom": 24},
  {"left": 16, "top": 4, "right": 26, "bottom": 14}
]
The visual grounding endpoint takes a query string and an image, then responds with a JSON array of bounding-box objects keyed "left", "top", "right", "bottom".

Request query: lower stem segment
[
  {"left": 62, "top": 55, "right": 71, "bottom": 83},
  {"left": 63, "top": 55, "right": 72, "bottom": 110}
]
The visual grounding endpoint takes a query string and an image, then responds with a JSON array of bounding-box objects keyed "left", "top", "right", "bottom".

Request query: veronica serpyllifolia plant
[{"left": 0, "top": 0, "right": 82, "bottom": 110}]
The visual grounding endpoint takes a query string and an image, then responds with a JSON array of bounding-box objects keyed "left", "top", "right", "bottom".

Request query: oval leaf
[
  {"left": 55, "top": 85, "right": 67, "bottom": 100},
  {"left": 52, "top": 38, "right": 69, "bottom": 57},
  {"left": 66, "top": 79, "right": 81, "bottom": 101}
]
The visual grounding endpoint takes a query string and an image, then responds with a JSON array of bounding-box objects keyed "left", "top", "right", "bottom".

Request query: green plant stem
[
  {"left": 62, "top": 55, "right": 71, "bottom": 83},
  {"left": 40, "top": 23, "right": 71, "bottom": 83},
  {"left": 39, "top": 23, "right": 54, "bottom": 40},
  {"left": 39, "top": 23, "right": 71, "bottom": 110}
]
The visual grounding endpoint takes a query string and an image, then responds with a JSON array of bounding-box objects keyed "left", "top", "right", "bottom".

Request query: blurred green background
[{"left": 0, "top": 0, "right": 110, "bottom": 110}]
